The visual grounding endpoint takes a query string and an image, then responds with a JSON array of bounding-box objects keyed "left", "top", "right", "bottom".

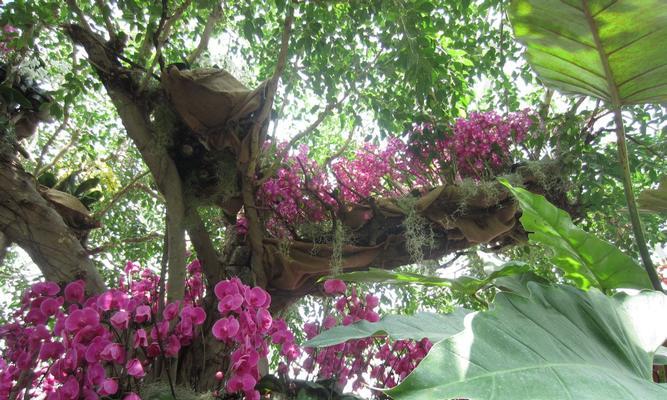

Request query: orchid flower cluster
[
  {"left": 256, "top": 143, "right": 337, "bottom": 237},
  {"left": 246, "top": 111, "right": 533, "bottom": 237},
  {"left": 331, "top": 137, "right": 434, "bottom": 203},
  {"left": 0, "top": 25, "right": 17, "bottom": 55},
  {"left": 298, "top": 280, "right": 432, "bottom": 397},
  {"left": 211, "top": 278, "right": 299, "bottom": 400},
  {"left": 410, "top": 110, "right": 533, "bottom": 178},
  {"left": 0, "top": 260, "right": 205, "bottom": 400}
]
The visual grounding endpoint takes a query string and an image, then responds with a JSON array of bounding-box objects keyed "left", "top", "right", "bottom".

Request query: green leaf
[
  {"left": 37, "top": 172, "right": 57, "bottom": 188},
  {"left": 327, "top": 262, "right": 530, "bottom": 295},
  {"left": 509, "top": 0, "right": 667, "bottom": 105},
  {"left": 638, "top": 176, "right": 667, "bottom": 214},
  {"left": 387, "top": 284, "right": 667, "bottom": 400},
  {"left": 493, "top": 271, "right": 550, "bottom": 297},
  {"left": 0, "top": 86, "right": 33, "bottom": 109},
  {"left": 304, "top": 309, "right": 469, "bottom": 348},
  {"left": 655, "top": 347, "right": 667, "bottom": 365},
  {"left": 74, "top": 177, "right": 100, "bottom": 196},
  {"left": 55, "top": 171, "right": 78, "bottom": 193},
  {"left": 500, "top": 180, "right": 651, "bottom": 290}
]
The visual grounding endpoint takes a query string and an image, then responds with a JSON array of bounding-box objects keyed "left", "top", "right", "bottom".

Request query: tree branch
[
  {"left": 66, "top": 24, "right": 187, "bottom": 302},
  {"left": 185, "top": 207, "right": 223, "bottom": 285},
  {"left": 0, "top": 231, "right": 9, "bottom": 267},
  {"left": 285, "top": 95, "right": 348, "bottom": 151},
  {"left": 187, "top": 4, "right": 224, "bottom": 65},
  {"left": 324, "top": 118, "right": 357, "bottom": 168},
  {"left": 35, "top": 99, "right": 71, "bottom": 174},
  {"left": 93, "top": 170, "right": 150, "bottom": 219},
  {"left": 284, "top": 49, "right": 382, "bottom": 153},
  {"left": 139, "top": 0, "right": 193, "bottom": 90},
  {"left": 625, "top": 133, "right": 663, "bottom": 159},
  {"left": 0, "top": 159, "right": 105, "bottom": 293},
  {"left": 65, "top": 0, "right": 93, "bottom": 34},
  {"left": 93, "top": 0, "right": 117, "bottom": 41},
  {"left": 34, "top": 128, "right": 80, "bottom": 177},
  {"left": 240, "top": 5, "right": 294, "bottom": 287},
  {"left": 87, "top": 232, "right": 162, "bottom": 255}
]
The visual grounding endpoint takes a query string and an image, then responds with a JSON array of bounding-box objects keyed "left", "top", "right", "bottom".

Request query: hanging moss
[
  {"left": 522, "top": 159, "right": 563, "bottom": 193},
  {"left": 455, "top": 178, "right": 503, "bottom": 216},
  {"left": 278, "top": 237, "right": 292, "bottom": 261},
  {"left": 397, "top": 196, "right": 435, "bottom": 265},
  {"left": 150, "top": 104, "right": 178, "bottom": 150},
  {"left": 329, "top": 222, "right": 350, "bottom": 275}
]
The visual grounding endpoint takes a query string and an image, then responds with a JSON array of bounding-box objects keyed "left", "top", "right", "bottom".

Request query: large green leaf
[
  {"left": 304, "top": 309, "right": 469, "bottom": 348},
  {"left": 509, "top": 0, "right": 667, "bottom": 105},
  {"left": 655, "top": 347, "right": 667, "bottom": 365},
  {"left": 326, "top": 262, "right": 530, "bottom": 295},
  {"left": 387, "top": 283, "right": 667, "bottom": 400},
  {"left": 501, "top": 180, "right": 651, "bottom": 290}
]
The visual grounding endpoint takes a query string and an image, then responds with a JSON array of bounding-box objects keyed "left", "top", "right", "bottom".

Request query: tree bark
[
  {"left": 0, "top": 159, "right": 105, "bottom": 293},
  {"left": 65, "top": 24, "right": 187, "bottom": 302},
  {"left": 0, "top": 230, "right": 9, "bottom": 266}
]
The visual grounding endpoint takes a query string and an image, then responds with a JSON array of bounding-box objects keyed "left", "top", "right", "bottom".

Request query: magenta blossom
[
  {"left": 110, "top": 310, "right": 129, "bottom": 330},
  {"left": 64, "top": 280, "right": 85, "bottom": 303},
  {"left": 65, "top": 308, "right": 100, "bottom": 332},
  {"left": 212, "top": 317, "right": 239, "bottom": 341},
  {"left": 99, "top": 378, "right": 118, "bottom": 396},
  {"left": 134, "top": 305, "right": 151, "bottom": 323},
  {"left": 323, "top": 279, "right": 347, "bottom": 295},
  {"left": 126, "top": 358, "right": 145, "bottom": 378},
  {"left": 100, "top": 343, "right": 125, "bottom": 364}
]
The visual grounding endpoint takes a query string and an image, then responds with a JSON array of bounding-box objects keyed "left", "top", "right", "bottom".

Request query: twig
[
  {"left": 324, "top": 123, "right": 357, "bottom": 168},
  {"left": 153, "top": 0, "right": 169, "bottom": 72},
  {"left": 94, "top": 0, "right": 117, "bottom": 41},
  {"left": 438, "top": 251, "right": 468, "bottom": 270},
  {"left": 35, "top": 129, "right": 80, "bottom": 176},
  {"left": 284, "top": 49, "right": 383, "bottom": 154},
  {"left": 625, "top": 133, "right": 663, "bottom": 159},
  {"left": 134, "top": 183, "right": 164, "bottom": 202},
  {"left": 187, "top": 4, "right": 224, "bottom": 65},
  {"left": 139, "top": 0, "right": 193, "bottom": 90},
  {"left": 87, "top": 232, "right": 162, "bottom": 255},
  {"left": 93, "top": 170, "right": 150, "bottom": 219},
  {"left": 65, "top": 0, "right": 93, "bottom": 34},
  {"left": 240, "top": 4, "right": 294, "bottom": 287},
  {"left": 285, "top": 95, "right": 348, "bottom": 151},
  {"left": 35, "top": 102, "right": 70, "bottom": 174}
]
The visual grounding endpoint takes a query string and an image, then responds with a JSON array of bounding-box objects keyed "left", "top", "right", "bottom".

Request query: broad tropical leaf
[
  {"left": 387, "top": 283, "right": 667, "bottom": 400},
  {"left": 655, "top": 347, "right": 667, "bottom": 365},
  {"left": 327, "top": 262, "right": 530, "bottom": 295},
  {"left": 493, "top": 271, "right": 550, "bottom": 297},
  {"left": 501, "top": 180, "right": 651, "bottom": 290},
  {"left": 304, "top": 309, "right": 469, "bottom": 348},
  {"left": 509, "top": 0, "right": 667, "bottom": 105}
]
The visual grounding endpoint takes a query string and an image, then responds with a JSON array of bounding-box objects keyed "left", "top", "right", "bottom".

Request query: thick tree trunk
[
  {"left": 66, "top": 24, "right": 188, "bottom": 303},
  {"left": 0, "top": 158, "right": 105, "bottom": 293}
]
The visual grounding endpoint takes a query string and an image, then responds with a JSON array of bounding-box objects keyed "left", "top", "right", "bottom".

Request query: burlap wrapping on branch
[
  {"left": 161, "top": 67, "right": 266, "bottom": 150},
  {"left": 264, "top": 182, "right": 521, "bottom": 294}
]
